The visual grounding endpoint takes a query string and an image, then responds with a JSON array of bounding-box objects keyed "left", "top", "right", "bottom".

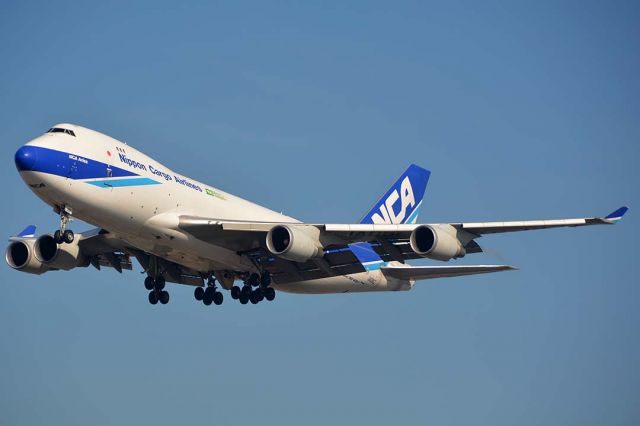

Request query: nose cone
[{"left": 15, "top": 146, "right": 38, "bottom": 171}]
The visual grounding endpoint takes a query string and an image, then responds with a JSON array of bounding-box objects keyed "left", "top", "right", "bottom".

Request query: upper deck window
[{"left": 47, "top": 127, "right": 76, "bottom": 137}]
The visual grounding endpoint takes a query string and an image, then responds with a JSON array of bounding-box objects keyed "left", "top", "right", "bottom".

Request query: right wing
[{"left": 177, "top": 206, "right": 627, "bottom": 284}]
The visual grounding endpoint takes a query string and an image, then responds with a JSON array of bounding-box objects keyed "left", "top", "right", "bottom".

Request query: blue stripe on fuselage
[
  {"left": 86, "top": 177, "right": 160, "bottom": 188},
  {"left": 16, "top": 145, "right": 138, "bottom": 180}
]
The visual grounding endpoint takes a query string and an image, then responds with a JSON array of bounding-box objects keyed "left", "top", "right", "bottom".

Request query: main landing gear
[
  {"left": 230, "top": 272, "right": 275, "bottom": 305},
  {"left": 53, "top": 206, "right": 74, "bottom": 244},
  {"left": 194, "top": 275, "right": 223, "bottom": 306},
  {"left": 145, "top": 275, "right": 170, "bottom": 305}
]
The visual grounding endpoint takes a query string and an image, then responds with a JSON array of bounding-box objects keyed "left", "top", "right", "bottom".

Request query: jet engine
[
  {"left": 34, "top": 234, "right": 89, "bottom": 270},
  {"left": 5, "top": 238, "right": 51, "bottom": 275},
  {"left": 266, "top": 225, "right": 323, "bottom": 262},
  {"left": 409, "top": 224, "right": 466, "bottom": 261}
]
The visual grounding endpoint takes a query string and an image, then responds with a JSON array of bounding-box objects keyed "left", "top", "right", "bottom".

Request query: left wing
[{"left": 77, "top": 229, "right": 203, "bottom": 286}]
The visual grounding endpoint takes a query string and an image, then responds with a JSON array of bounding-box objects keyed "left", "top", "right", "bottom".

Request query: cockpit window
[{"left": 47, "top": 127, "right": 76, "bottom": 137}]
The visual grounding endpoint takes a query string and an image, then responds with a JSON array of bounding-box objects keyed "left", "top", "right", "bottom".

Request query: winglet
[
  {"left": 17, "top": 225, "right": 36, "bottom": 238},
  {"left": 605, "top": 206, "right": 629, "bottom": 222}
]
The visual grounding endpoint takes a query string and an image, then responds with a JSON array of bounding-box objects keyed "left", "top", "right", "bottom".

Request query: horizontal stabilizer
[
  {"left": 17, "top": 225, "right": 36, "bottom": 238},
  {"left": 381, "top": 264, "right": 516, "bottom": 281}
]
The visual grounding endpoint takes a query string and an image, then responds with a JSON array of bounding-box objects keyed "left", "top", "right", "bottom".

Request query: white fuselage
[{"left": 17, "top": 124, "right": 411, "bottom": 293}]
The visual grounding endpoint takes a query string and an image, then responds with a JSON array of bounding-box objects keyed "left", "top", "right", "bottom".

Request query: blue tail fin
[
  {"left": 360, "top": 164, "right": 431, "bottom": 224},
  {"left": 350, "top": 164, "right": 431, "bottom": 270}
]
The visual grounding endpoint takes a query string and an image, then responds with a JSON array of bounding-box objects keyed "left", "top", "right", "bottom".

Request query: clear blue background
[{"left": 1, "top": 1, "right": 638, "bottom": 424}]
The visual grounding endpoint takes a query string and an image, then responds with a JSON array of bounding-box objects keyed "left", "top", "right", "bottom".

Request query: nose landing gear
[{"left": 53, "top": 206, "right": 75, "bottom": 244}]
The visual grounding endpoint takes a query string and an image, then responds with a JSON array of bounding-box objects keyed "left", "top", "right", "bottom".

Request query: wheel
[
  {"left": 54, "top": 230, "right": 62, "bottom": 244},
  {"left": 154, "top": 277, "right": 166, "bottom": 290},
  {"left": 148, "top": 291, "right": 158, "bottom": 305},
  {"left": 260, "top": 272, "right": 271, "bottom": 287},
  {"left": 231, "top": 286, "right": 240, "bottom": 300},
  {"left": 194, "top": 287, "right": 205, "bottom": 301},
  {"left": 248, "top": 273, "right": 260, "bottom": 287},
  {"left": 250, "top": 292, "right": 259, "bottom": 304},
  {"left": 254, "top": 287, "right": 264, "bottom": 301},
  {"left": 213, "top": 291, "right": 223, "bottom": 305},
  {"left": 144, "top": 276, "right": 155, "bottom": 290},
  {"left": 203, "top": 288, "right": 214, "bottom": 305},
  {"left": 159, "top": 291, "right": 170, "bottom": 304},
  {"left": 63, "top": 229, "right": 74, "bottom": 243},
  {"left": 241, "top": 285, "right": 251, "bottom": 298},
  {"left": 265, "top": 287, "right": 276, "bottom": 301},
  {"left": 239, "top": 295, "right": 248, "bottom": 304}
]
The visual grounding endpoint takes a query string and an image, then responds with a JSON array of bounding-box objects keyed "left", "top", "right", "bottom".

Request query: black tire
[
  {"left": 254, "top": 287, "right": 264, "bottom": 301},
  {"left": 154, "top": 277, "right": 166, "bottom": 290},
  {"left": 248, "top": 273, "right": 260, "bottom": 287},
  {"left": 203, "top": 288, "right": 214, "bottom": 305},
  {"left": 250, "top": 292, "right": 259, "bottom": 304},
  {"left": 159, "top": 291, "right": 170, "bottom": 304},
  {"left": 265, "top": 287, "right": 276, "bottom": 301},
  {"left": 241, "top": 285, "right": 251, "bottom": 298},
  {"left": 260, "top": 272, "right": 271, "bottom": 287},
  {"left": 239, "top": 295, "right": 248, "bottom": 305},
  {"left": 63, "top": 229, "right": 74, "bottom": 243},
  {"left": 194, "top": 287, "right": 205, "bottom": 301},
  {"left": 213, "top": 291, "right": 223, "bottom": 305},
  {"left": 54, "top": 230, "right": 62, "bottom": 244},
  {"left": 148, "top": 291, "right": 158, "bottom": 305},
  {"left": 231, "top": 286, "right": 240, "bottom": 300},
  {"left": 144, "top": 276, "right": 155, "bottom": 290}
]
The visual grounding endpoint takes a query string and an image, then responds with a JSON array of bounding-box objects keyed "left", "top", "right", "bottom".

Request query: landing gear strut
[
  {"left": 53, "top": 206, "right": 74, "bottom": 244},
  {"left": 196, "top": 275, "right": 223, "bottom": 306},
  {"left": 145, "top": 257, "right": 170, "bottom": 305}
]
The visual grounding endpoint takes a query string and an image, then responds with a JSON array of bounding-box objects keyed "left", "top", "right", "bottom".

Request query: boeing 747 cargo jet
[{"left": 7, "top": 124, "right": 628, "bottom": 306}]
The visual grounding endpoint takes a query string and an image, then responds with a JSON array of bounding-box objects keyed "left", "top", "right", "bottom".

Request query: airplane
[{"left": 7, "top": 123, "right": 628, "bottom": 306}]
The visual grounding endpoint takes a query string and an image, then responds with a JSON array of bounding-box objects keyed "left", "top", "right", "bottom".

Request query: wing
[
  {"left": 76, "top": 228, "right": 134, "bottom": 273},
  {"left": 178, "top": 206, "right": 627, "bottom": 283},
  {"left": 77, "top": 229, "right": 203, "bottom": 286}
]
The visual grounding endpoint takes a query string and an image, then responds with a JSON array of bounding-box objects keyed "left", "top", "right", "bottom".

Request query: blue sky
[{"left": 0, "top": 1, "right": 638, "bottom": 424}]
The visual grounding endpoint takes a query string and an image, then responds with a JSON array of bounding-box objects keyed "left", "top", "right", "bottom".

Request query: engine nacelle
[
  {"left": 266, "top": 225, "right": 323, "bottom": 262},
  {"left": 5, "top": 238, "right": 50, "bottom": 275},
  {"left": 409, "top": 224, "right": 466, "bottom": 261},
  {"left": 34, "top": 234, "right": 88, "bottom": 270}
]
